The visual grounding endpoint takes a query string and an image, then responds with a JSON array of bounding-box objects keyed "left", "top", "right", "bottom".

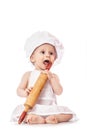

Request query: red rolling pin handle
[{"left": 18, "top": 111, "right": 26, "bottom": 124}]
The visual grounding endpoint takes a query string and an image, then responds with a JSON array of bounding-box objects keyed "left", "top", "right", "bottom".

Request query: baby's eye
[
  {"left": 50, "top": 52, "right": 53, "bottom": 55},
  {"left": 41, "top": 51, "right": 45, "bottom": 54}
]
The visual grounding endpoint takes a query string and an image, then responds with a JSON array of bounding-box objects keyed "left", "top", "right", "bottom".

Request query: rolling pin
[{"left": 18, "top": 61, "right": 52, "bottom": 124}]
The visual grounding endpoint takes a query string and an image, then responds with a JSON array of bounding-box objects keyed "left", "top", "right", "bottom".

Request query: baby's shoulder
[{"left": 22, "top": 71, "right": 32, "bottom": 79}]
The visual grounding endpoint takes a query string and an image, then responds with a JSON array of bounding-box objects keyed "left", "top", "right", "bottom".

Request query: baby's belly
[{"left": 36, "top": 99, "right": 56, "bottom": 105}]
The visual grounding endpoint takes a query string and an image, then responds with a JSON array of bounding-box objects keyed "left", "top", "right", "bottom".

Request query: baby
[{"left": 11, "top": 31, "right": 76, "bottom": 124}]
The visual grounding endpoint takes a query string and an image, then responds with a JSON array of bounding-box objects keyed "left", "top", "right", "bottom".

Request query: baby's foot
[
  {"left": 45, "top": 115, "right": 59, "bottom": 124},
  {"left": 24, "top": 114, "right": 45, "bottom": 124}
]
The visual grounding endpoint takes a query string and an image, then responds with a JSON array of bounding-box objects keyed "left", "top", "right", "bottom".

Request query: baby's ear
[{"left": 30, "top": 54, "right": 35, "bottom": 63}]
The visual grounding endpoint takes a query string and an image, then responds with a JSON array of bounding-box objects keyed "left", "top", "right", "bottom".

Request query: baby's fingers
[{"left": 26, "top": 87, "right": 33, "bottom": 94}]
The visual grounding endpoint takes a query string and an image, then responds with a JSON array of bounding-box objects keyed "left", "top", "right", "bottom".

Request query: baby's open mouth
[
  {"left": 43, "top": 60, "right": 52, "bottom": 69},
  {"left": 43, "top": 60, "right": 50, "bottom": 65}
]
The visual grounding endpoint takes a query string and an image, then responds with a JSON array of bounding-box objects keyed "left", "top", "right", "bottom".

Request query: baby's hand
[
  {"left": 25, "top": 87, "right": 33, "bottom": 95},
  {"left": 43, "top": 70, "right": 55, "bottom": 80}
]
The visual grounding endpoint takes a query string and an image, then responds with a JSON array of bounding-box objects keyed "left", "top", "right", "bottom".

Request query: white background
[{"left": 0, "top": 0, "right": 87, "bottom": 129}]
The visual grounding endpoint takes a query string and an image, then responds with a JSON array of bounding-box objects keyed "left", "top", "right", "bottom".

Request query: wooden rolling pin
[{"left": 18, "top": 61, "right": 52, "bottom": 124}]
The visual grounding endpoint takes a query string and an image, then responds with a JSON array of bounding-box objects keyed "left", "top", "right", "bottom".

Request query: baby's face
[{"left": 30, "top": 43, "right": 57, "bottom": 70}]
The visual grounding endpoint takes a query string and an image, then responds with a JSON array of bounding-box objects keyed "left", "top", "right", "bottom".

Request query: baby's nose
[{"left": 45, "top": 52, "right": 50, "bottom": 57}]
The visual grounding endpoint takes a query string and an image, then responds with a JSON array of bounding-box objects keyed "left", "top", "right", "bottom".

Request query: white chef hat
[{"left": 24, "top": 31, "right": 64, "bottom": 64}]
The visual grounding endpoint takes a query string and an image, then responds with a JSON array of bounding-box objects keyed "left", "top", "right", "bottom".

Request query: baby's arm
[
  {"left": 46, "top": 71, "right": 63, "bottom": 95},
  {"left": 17, "top": 71, "right": 31, "bottom": 97}
]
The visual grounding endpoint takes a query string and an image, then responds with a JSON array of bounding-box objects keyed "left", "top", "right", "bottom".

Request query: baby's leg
[
  {"left": 45, "top": 114, "right": 73, "bottom": 124},
  {"left": 24, "top": 114, "right": 45, "bottom": 124}
]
